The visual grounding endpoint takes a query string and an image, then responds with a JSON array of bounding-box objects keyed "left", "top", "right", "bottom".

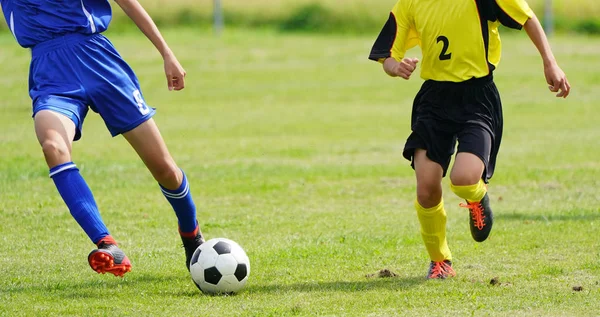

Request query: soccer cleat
[
  {"left": 460, "top": 192, "right": 494, "bottom": 242},
  {"left": 427, "top": 260, "right": 456, "bottom": 279},
  {"left": 88, "top": 236, "right": 132, "bottom": 277},
  {"left": 181, "top": 227, "right": 205, "bottom": 271}
]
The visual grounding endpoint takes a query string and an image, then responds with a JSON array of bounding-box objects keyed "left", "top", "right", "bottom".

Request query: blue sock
[
  {"left": 160, "top": 170, "right": 198, "bottom": 234},
  {"left": 50, "top": 162, "right": 109, "bottom": 244}
]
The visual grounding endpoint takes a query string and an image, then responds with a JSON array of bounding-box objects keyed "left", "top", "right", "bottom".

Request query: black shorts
[{"left": 403, "top": 74, "right": 503, "bottom": 182}]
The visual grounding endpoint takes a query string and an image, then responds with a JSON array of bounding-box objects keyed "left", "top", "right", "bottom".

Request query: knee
[
  {"left": 41, "top": 139, "right": 70, "bottom": 163},
  {"left": 416, "top": 182, "right": 442, "bottom": 208},
  {"left": 153, "top": 161, "right": 181, "bottom": 189},
  {"left": 450, "top": 153, "right": 485, "bottom": 186},
  {"left": 449, "top": 172, "right": 480, "bottom": 187}
]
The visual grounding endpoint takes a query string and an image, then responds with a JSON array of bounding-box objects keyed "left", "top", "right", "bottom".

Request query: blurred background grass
[{"left": 1, "top": 0, "right": 599, "bottom": 34}]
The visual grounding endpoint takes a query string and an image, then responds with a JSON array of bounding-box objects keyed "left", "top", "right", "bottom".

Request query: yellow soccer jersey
[{"left": 369, "top": 0, "right": 534, "bottom": 82}]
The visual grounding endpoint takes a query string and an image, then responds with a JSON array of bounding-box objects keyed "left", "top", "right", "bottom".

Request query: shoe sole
[
  {"left": 472, "top": 232, "right": 491, "bottom": 242},
  {"left": 427, "top": 272, "right": 457, "bottom": 279},
  {"left": 88, "top": 250, "right": 132, "bottom": 277}
]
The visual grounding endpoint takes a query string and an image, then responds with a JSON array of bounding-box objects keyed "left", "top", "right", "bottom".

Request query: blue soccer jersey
[{"left": 0, "top": 0, "right": 111, "bottom": 47}]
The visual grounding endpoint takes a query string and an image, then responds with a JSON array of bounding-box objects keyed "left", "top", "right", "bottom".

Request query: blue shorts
[{"left": 29, "top": 32, "right": 155, "bottom": 140}]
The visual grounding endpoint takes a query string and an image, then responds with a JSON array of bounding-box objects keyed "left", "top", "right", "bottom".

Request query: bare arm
[
  {"left": 113, "top": 0, "right": 186, "bottom": 91},
  {"left": 523, "top": 14, "right": 570, "bottom": 98}
]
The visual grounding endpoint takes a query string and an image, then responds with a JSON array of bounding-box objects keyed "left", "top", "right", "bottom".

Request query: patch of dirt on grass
[
  {"left": 490, "top": 277, "right": 500, "bottom": 285},
  {"left": 489, "top": 276, "right": 512, "bottom": 287},
  {"left": 366, "top": 269, "right": 398, "bottom": 278}
]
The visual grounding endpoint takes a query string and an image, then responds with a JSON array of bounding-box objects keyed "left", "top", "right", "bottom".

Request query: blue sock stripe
[
  {"left": 161, "top": 181, "right": 190, "bottom": 199},
  {"left": 49, "top": 163, "right": 77, "bottom": 178}
]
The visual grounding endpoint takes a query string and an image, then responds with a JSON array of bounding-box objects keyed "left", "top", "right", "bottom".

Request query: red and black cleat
[
  {"left": 88, "top": 236, "right": 132, "bottom": 277},
  {"left": 427, "top": 260, "right": 456, "bottom": 279},
  {"left": 181, "top": 227, "right": 205, "bottom": 271}
]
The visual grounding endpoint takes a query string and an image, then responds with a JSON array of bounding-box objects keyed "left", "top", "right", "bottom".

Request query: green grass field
[{"left": 0, "top": 28, "right": 599, "bottom": 316}]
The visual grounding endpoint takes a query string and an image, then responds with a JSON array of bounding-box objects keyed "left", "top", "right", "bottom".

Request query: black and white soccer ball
[{"left": 189, "top": 238, "right": 250, "bottom": 294}]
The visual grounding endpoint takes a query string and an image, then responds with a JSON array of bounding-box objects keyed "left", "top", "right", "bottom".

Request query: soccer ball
[{"left": 189, "top": 238, "right": 250, "bottom": 295}]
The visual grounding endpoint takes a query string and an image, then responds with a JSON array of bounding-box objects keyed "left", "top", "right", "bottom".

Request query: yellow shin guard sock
[
  {"left": 415, "top": 199, "right": 452, "bottom": 262},
  {"left": 450, "top": 179, "right": 487, "bottom": 203}
]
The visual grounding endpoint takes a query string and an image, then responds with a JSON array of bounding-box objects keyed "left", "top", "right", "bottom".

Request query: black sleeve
[
  {"left": 368, "top": 13, "right": 397, "bottom": 61},
  {"left": 494, "top": 1, "right": 523, "bottom": 29},
  {"left": 477, "top": 0, "right": 524, "bottom": 30}
]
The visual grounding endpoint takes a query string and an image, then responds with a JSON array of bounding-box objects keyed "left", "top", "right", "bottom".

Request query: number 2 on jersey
[{"left": 436, "top": 36, "right": 452, "bottom": 61}]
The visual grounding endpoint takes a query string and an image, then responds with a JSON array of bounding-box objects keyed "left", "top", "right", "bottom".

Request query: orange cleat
[
  {"left": 88, "top": 236, "right": 131, "bottom": 277},
  {"left": 427, "top": 260, "right": 456, "bottom": 279}
]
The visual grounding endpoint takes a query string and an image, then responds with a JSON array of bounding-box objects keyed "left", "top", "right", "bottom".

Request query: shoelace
[
  {"left": 460, "top": 201, "right": 486, "bottom": 230},
  {"left": 429, "top": 262, "right": 448, "bottom": 278}
]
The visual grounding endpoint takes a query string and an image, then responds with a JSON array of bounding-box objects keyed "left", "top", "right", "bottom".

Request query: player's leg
[
  {"left": 449, "top": 78, "right": 502, "bottom": 243},
  {"left": 450, "top": 128, "right": 494, "bottom": 242},
  {"left": 76, "top": 33, "right": 204, "bottom": 269},
  {"left": 412, "top": 149, "right": 455, "bottom": 279},
  {"left": 34, "top": 110, "right": 76, "bottom": 167},
  {"left": 122, "top": 119, "right": 204, "bottom": 269},
  {"left": 121, "top": 118, "right": 199, "bottom": 234},
  {"left": 33, "top": 109, "right": 131, "bottom": 276},
  {"left": 404, "top": 79, "right": 460, "bottom": 279},
  {"left": 30, "top": 39, "right": 136, "bottom": 276}
]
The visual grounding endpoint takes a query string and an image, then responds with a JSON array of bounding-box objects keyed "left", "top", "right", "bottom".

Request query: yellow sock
[
  {"left": 415, "top": 199, "right": 452, "bottom": 262},
  {"left": 450, "top": 179, "right": 487, "bottom": 203}
]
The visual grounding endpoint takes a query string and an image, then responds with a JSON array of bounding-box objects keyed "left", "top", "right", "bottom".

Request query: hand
[
  {"left": 544, "top": 62, "right": 570, "bottom": 98},
  {"left": 395, "top": 58, "right": 419, "bottom": 80},
  {"left": 384, "top": 57, "right": 419, "bottom": 80},
  {"left": 164, "top": 53, "right": 186, "bottom": 91}
]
